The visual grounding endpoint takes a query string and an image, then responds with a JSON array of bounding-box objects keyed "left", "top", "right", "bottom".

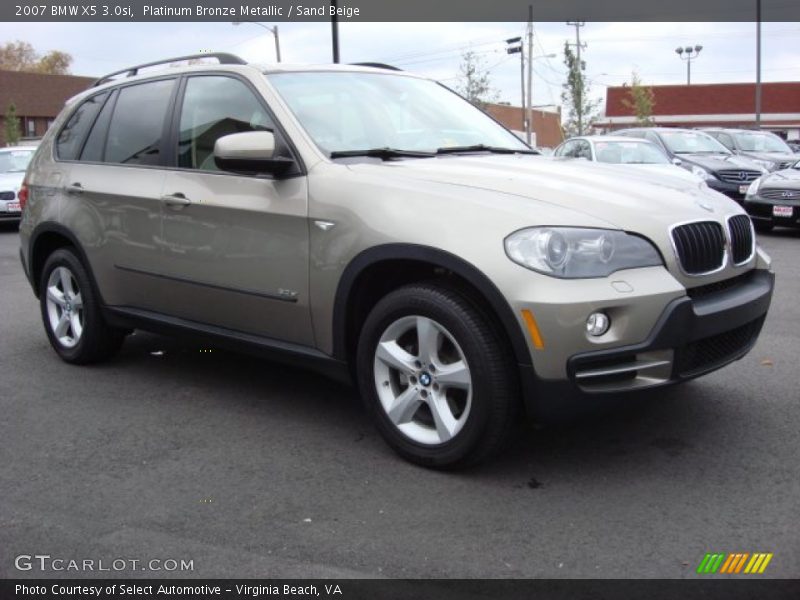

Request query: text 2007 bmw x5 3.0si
[{"left": 18, "top": 54, "right": 774, "bottom": 468}]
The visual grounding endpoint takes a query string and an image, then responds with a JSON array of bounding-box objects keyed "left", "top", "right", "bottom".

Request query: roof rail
[
  {"left": 349, "top": 62, "right": 403, "bottom": 71},
  {"left": 92, "top": 53, "right": 247, "bottom": 87}
]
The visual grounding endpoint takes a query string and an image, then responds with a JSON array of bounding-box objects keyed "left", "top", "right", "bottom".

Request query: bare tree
[{"left": 456, "top": 51, "right": 499, "bottom": 108}]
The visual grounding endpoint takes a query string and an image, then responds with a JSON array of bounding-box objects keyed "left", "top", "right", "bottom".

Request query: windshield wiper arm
[
  {"left": 329, "top": 148, "right": 435, "bottom": 160},
  {"left": 436, "top": 144, "right": 539, "bottom": 155}
]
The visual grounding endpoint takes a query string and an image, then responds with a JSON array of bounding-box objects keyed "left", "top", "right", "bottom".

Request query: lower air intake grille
[
  {"left": 671, "top": 221, "right": 726, "bottom": 275},
  {"left": 676, "top": 317, "right": 764, "bottom": 377}
]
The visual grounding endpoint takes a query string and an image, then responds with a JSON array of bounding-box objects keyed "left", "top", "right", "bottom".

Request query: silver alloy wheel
[
  {"left": 373, "top": 315, "right": 472, "bottom": 445},
  {"left": 45, "top": 266, "right": 84, "bottom": 348}
]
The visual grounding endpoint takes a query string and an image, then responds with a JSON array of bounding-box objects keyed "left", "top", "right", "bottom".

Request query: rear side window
[
  {"left": 55, "top": 92, "right": 109, "bottom": 160},
  {"left": 80, "top": 90, "right": 116, "bottom": 162},
  {"left": 104, "top": 79, "right": 174, "bottom": 166},
  {"left": 177, "top": 75, "right": 275, "bottom": 171}
]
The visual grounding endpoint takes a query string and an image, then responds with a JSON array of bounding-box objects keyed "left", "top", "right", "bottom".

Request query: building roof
[
  {"left": 0, "top": 70, "right": 95, "bottom": 117},
  {"left": 606, "top": 81, "right": 800, "bottom": 118}
]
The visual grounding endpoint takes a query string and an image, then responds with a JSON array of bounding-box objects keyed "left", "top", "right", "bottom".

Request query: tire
[
  {"left": 356, "top": 283, "right": 520, "bottom": 468},
  {"left": 754, "top": 222, "right": 773, "bottom": 233},
  {"left": 39, "top": 248, "right": 126, "bottom": 364}
]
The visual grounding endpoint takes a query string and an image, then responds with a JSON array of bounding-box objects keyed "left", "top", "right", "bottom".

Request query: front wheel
[
  {"left": 356, "top": 283, "right": 520, "bottom": 468},
  {"left": 40, "top": 248, "right": 126, "bottom": 364}
]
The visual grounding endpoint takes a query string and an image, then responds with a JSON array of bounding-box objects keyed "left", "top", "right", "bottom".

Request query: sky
[{"left": 1, "top": 21, "right": 798, "bottom": 115}]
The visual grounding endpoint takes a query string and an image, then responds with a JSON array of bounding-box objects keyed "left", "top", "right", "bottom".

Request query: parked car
[
  {"left": 19, "top": 55, "right": 774, "bottom": 468},
  {"left": 615, "top": 127, "right": 767, "bottom": 202},
  {"left": 785, "top": 140, "right": 800, "bottom": 154},
  {"left": 0, "top": 146, "right": 36, "bottom": 223},
  {"left": 701, "top": 128, "right": 797, "bottom": 172},
  {"left": 553, "top": 135, "right": 704, "bottom": 186},
  {"left": 744, "top": 159, "right": 800, "bottom": 231}
]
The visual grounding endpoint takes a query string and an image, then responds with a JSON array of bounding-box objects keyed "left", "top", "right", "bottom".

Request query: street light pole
[
  {"left": 675, "top": 45, "right": 702, "bottom": 85},
  {"left": 232, "top": 21, "right": 281, "bottom": 62},
  {"left": 505, "top": 37, "right": 525, "bottom": 131}
]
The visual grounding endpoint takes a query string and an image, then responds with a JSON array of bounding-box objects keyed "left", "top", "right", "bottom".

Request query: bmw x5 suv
[{"left": 19, "top": 54, "right": 774, "bottom": 468}]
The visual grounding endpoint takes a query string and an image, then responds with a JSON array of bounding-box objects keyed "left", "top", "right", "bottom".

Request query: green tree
[
  {"left": 561, "top": 41, "right": 599, "bottom": 136},
  {"left": 5, "top": 102, "right": 21, "bottom": 146},
  {"left": 621, "top": 71, "right": 656, "bottom": 126},
  {"left": 456, "top": 50, "right": 499, "bottom": 108},
  {"left": 0, "top": 40, "right": 72, "bottom": 74}
]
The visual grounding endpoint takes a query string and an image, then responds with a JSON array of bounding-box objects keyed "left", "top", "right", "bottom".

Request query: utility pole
[
  {"left": 330, "top": 0, "right": 340, "bottom": 63},
  {"left": 566, "top": 21, "right": 586, "bottom": 134},
  {"left": 526, "top": 5, "right": 533, "bottom": 145},
  {"left": 755, "top": 0, "right": 762, "bottom": 128},
  {"left": 505, "top": 37, "right": 525, "bottom": 130}
]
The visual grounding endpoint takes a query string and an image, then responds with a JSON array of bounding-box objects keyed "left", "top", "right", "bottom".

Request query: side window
[
  {"left": 55, "top": 92, "right": 109, "bottom": 160},
  {"left": 559, "top": 141, "right": 577, "bottom": 157},
  {"left": 80, "top": 90, "right": 116, "bottom": 162},
  {"left": 718, "top": 133, "right": 734, "bottom": 150},
  {"left": 554, "top": 142, "right": 570, "bottom": 157},
  {"left": 178, "top": 76, "right": 275, "bottom": 171},
  {"left": 104, "top": 79, "right": 174, "bottom": 166},
  {"left": 645, "top": 131, "right": 662, "bottom": 147},
  {"left": 576, "top": 140, "right": 592, "bottom": 159}
]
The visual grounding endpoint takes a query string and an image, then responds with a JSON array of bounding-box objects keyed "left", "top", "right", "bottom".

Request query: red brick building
[
  {"left": 598, "top": 81, "right": 800, "bottom": 140},
  {"left": 483, "top": 102, "right": 563, "bottom": 148},
  {"left": 1, "top": 70, "right": 94, "bottom": 146}
]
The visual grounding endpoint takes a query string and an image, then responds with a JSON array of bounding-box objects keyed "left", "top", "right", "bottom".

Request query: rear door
[
  {"left": 157, "top": 74, "right": 312, "bottom": 345},
  {"left": 63, "top": 78, "right": 177, "bottom": 310}
]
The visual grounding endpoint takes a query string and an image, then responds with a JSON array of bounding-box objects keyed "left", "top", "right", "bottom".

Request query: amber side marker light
[{"left": 521, "top": 309, "right": 545, "bottom": 350}]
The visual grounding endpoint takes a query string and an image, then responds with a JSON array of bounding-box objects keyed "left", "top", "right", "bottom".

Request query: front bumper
[
  {"left": 707, "top": 179, "right": 751, "bottom": 202},
  {"left": 744, "top": 197, "right": 800, "bottom": 229},
  {"left": 522, "top": 269, "right": 774, "bottom": 418}
]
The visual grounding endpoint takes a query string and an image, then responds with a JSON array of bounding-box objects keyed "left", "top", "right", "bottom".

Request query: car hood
[
  {"left": 676, "top": 153, "right": 763, "bottom": 172},
  {"left": 741, "top": 151, "right": 797, "bottom": 164},
  {"left": 617, "top": 163, "right": 703, "bottom": 185},
  {"left": 346, "top": 154, "right": 740, "bottom": 232},
  {"left": 0, "top": 172, "right": 24, "bottom": 192},
  {"left": 761, "top": 166, "right": 800, "bottom": 189}
]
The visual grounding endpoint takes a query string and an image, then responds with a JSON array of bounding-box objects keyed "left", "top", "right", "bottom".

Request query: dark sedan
[{"left": 744, "top": 159, "right": 800, "bottom": 231}]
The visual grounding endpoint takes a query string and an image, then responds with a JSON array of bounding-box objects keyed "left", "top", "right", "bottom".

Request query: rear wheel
[
  {"left": 40, "top": 248, "right": 125, "bottom": 364},
  {"left": 356, "top": 283, "right": 520, "bottom": 468}
]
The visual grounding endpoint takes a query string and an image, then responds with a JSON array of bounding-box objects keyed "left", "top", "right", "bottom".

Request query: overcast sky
[{"left": 2, "top": 21, "right": 798, "bottom": 113}]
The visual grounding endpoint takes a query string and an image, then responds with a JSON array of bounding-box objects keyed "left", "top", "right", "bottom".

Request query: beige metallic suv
[{"left": 19, "top": 54, "right": 774, "bottom": 468}]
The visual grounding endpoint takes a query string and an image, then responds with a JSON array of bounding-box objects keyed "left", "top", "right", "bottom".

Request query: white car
[
  {"left": 0, "top": 146, "right": 36, "bottom": 222},
  {"left": 554, "top": 135, "right": 704, "bottom": 187}
]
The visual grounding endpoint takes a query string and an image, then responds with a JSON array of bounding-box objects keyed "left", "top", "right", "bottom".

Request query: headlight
[
  {"left": 691, "top": 165, "right": 715, "bottom": 181},
  {"left": 745, "top": 177, "right": 763, "bottom": 197},
  {"left": 750, "top": 158, "right": 774, "bottom": 172},
  {"left": 504, "top": 227, "right": 663, "bottom": 278}
]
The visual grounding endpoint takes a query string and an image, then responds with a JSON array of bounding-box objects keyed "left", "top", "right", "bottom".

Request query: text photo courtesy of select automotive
[{"left": 1, "top": 3, "right": 799, "bottom": 594}]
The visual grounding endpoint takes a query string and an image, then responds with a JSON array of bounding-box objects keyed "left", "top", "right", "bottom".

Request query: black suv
[
  {"left": 701, "top": 128, "right": 798, "bottom": 172},
  {"left": 616, "top": 127, "right": 766, "bottom": 202}
]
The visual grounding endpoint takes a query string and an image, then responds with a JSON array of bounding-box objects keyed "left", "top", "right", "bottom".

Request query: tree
[
  {"left": 0, "top": 40, "right": 72, "bottom": 74},
  {"left": 5, "top": 103, "right": 21, "bottom": 146},
  {"left": 561, "top": 41, "right": 599, "bottom": 136},
  {"left": 456, "top": 51, "right": 499, "bottom": 108},
  {"left": 621, "top": 71, "right": 656, "bottom": 126}
]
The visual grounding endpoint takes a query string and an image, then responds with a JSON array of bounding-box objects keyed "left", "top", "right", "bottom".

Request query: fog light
[{"left": 586, "top": 312, "right": 610, "bottom": 337}]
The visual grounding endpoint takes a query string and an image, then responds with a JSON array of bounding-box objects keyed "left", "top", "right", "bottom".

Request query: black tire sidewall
[
  {"left": 357, "top": 285, "right": 512, "bottom": 467},
  {"left": 39, "top": 248, "right": 106, "bottom": 363}
]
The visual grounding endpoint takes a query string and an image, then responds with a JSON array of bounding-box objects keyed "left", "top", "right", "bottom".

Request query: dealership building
[{"left": 597, "top": 81, "right": 800, "bottom": 141}]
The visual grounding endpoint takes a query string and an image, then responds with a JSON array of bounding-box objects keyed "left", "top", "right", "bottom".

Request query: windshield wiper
[
  {"left": 436, "top": 144, "right": 539, "bottom": 155},
  {"left": 329, "top": 148, "right": 435, "bottom": 160}
]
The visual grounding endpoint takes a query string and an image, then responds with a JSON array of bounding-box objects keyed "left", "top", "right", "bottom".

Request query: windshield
[
  {"left": 659, "top": 131, "right": 730, "bottom": 154},
  {"left": 733, "top": 132, "right": 792, "bottom": 153},
  {"left": 0, "top": 149, "right": 34, "bottom": 173},
  {"left": 267, "top": 71, "right": 528, "bottom": 155},
  {"left": 593, "top": 140, "right": 668, "bottom": 164}
]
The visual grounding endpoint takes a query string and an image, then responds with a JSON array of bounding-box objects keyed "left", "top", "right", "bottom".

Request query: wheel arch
[
  {"left": 29, "top": 222, "right": 95, "bottom": 299},
  {"left": 331, "top": 244, "right": 532, "bottom": 369}
]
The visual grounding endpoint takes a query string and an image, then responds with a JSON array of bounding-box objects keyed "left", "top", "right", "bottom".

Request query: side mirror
[
  {"left": 214, "top": 131, "right": 295, "bottom": 176},
  {"left": 672, "top": 157, "right": 683, "bottom": 166}
]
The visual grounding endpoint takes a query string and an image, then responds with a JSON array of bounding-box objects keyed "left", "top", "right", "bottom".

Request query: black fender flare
[{"left": 28, "top": 222, "right": 97, "bottom": 298}]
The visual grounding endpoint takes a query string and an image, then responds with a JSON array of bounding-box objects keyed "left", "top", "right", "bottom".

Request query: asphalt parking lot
[{"left": 1, "top": 222, "right": 798, "bottom": 579}]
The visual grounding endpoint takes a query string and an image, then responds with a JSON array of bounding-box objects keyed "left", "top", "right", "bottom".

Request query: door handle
[
  {"left": 161, "top": 193, "right": 192, "bottom": 208},
  {"left": 65, "top": 183, "right": 83, "bottom": 195}
]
